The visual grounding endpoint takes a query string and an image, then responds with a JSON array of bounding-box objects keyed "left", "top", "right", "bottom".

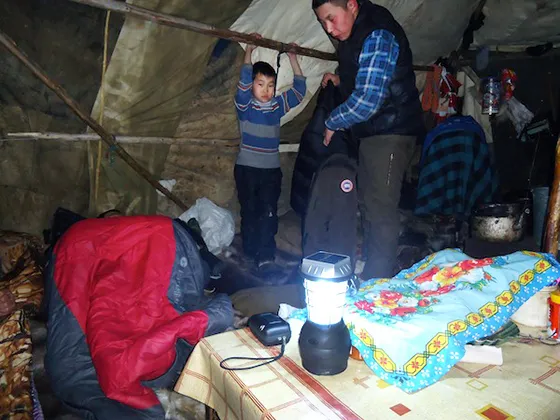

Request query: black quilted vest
[{"left": 337, "top": 2, "right": 424, "bottom": 137}]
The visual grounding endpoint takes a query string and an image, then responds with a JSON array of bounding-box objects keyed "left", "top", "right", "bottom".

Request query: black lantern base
[{"left": 298, "top": 320, "right": 351, "bottom": 376}]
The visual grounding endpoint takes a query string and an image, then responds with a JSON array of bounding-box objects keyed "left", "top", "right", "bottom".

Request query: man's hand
[
  {"left": 247, "top": 33, "right": 262, "bottom": 54},
  {"left": 323, "top": 128, "right": 335, "bottom": 147},
  {"left": 287, "top": 42, "right": 299, "bottom": 61},
  {"left": 321, "top": 73, "right": 340, "bottom": 88}
]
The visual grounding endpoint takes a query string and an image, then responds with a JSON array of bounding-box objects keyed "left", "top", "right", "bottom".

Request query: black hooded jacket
[{"left": 290, "top": 82, "right": 357, "bottom": 217}]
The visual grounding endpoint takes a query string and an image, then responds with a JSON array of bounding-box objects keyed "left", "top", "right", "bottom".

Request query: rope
[
  {"left": 93, "top": 10, "right": 111, "bottom": 209},
  {"left": 274, "top": 51, "right": 284, "bottom": 96}
]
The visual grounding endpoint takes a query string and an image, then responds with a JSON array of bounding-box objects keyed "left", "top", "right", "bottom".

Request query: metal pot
[{"left": 471, "top": 200, "right": 530, "bottom": 243}]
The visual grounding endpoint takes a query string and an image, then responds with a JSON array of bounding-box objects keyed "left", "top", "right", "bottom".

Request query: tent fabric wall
[
  {"left": 3, "top": 0, "right": 560, "bottom": 234},
  {"left": 0, "top": 0, "right": 119, "bottom": 234},
  {"left": 475, "top": 0, "right": 560, "bottom": 48},
  {"left": 88, "top": 0, "right": 560, "bottom": 220},
  {"left": 373, "top": 0, "right": 479, "bottom": 63},
  {"left": 87, "top": 0, "right": 252, "bottom": 216}
]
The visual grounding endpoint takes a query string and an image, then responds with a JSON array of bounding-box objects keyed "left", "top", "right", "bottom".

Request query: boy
[{"left": 234, "top": 36, "right": 306, "bottom": 276}]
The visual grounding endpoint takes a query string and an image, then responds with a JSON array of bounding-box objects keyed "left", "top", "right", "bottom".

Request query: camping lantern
[{"left": 298, "top": 252, "right": 352, "bottom": 375}]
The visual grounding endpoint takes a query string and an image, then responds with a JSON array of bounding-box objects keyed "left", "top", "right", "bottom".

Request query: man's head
[
  {"left": 313, "top": 0, "right": 359, "bottom": 41},
  {"left": 252, "top": 61, "right": 276, "bottom": 103}
]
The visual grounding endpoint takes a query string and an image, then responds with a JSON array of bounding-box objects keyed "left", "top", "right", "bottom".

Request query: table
[{"left": 175, "top": 326, "right": 560, "bottom": 420}]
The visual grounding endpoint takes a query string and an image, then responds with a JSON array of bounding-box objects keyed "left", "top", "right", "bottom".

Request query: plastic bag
[
  {"left": 179, "top": 198, "right": 235, "bottom": 255},
  {"left": 506, "top": 97, "right": 534, "bottom": 135}
]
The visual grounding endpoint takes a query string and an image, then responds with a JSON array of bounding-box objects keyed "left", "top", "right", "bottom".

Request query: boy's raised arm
[
  {"left": 277, "top": 48, "right": 307, "bottom": 116},
  {"left": 234, "top": 35, "right": 260, "bottom": 114},
  {"left": 288, "top": 45, "right": 303, "bottom": 77}
]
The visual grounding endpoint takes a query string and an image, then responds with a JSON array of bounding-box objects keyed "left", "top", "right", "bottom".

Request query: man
[{"left": 313, "top": 0, "right": 424, "bottom": 278}]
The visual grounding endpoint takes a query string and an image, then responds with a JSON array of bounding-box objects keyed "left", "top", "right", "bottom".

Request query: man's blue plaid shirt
[{"left": 326, "top": 29, "right": 399, "bottom": 131}]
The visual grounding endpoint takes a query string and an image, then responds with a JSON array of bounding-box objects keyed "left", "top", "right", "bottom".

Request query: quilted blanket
[{"left": 293, "top": 249, "right": 560, "bottom": 392}]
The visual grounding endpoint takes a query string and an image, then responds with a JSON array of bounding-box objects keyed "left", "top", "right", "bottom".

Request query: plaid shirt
[{"left": 326, "top": 29, "right": 399, "bottom": 131}]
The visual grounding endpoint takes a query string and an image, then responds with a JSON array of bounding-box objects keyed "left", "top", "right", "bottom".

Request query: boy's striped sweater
[{"left": 234, "top": 64, "right": 306, "bottom": 169}]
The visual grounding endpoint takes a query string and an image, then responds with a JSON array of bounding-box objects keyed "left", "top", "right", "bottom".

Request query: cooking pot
[{"left": 470, "top": 200, "right": 530, "bottom": 243}]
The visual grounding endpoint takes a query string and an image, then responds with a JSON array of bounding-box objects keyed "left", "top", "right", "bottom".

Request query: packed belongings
[
  {"left": 302, "top": 154, "right": 358, "bottom": 269},
  {"left": 290, "top": 82, "right": 358, "bottom": 269},
  {"left": 44, "top": 215, "right": 233, "bottom": 419},
  {"left": 0, "top": 231, "right": 44, "bottom": 419}
]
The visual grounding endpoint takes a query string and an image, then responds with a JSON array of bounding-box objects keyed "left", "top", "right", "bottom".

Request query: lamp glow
[
  {"left": 298, "top": 251, "right": 352, "bottom": 376},
  {"left": 304, "top": 279, "right": 347, "bottom": 326}
]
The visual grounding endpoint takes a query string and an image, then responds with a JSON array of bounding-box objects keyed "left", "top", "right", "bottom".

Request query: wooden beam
[
  {"left": 4, "top": 132, "right": 238, "bottom": 147},
  {"left": 0, "top": 29, "right": 189, "bottom": 212},
  {"left": 68, "top": 0, "right": 433, "bottom": 72},
  {"left": 544, "top": 135, "right": 560, "bottom": 255},
  {"left": 70, "top": 0, "right": 336, "bottom": 61},
  {"left": 3, "top": 132, "right": 300, "bottom": 152}
]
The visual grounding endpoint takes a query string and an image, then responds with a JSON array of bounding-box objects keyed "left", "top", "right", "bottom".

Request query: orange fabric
[{"left": 422, "top": 65, "right": 442, "bottom": 113}]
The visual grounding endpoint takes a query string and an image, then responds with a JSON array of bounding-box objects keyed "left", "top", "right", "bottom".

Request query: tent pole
[
  {"left": 3, "top": 133, "right": 304, "bottom": 153},
  {"left": 0, "top": 29, "right": 189, "bottom": 212},
  {"left": 544, "top": 135, "right": 560, "bottom": 255},
  {"left": 69, "top": 0, "right": 433, "bottom": 71},
  {"left": 3, "top": 132, "right": 239, "bottom": 147}
]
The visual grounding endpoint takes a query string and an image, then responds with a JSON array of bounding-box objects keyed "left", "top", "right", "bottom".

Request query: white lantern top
[{"left": 300, "top": 252, "right": 352, "bottom": 281}]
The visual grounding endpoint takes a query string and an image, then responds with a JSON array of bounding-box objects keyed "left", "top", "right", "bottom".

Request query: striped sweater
[{"left": 234, "top": 64, "right": 306, "bottom": 168}]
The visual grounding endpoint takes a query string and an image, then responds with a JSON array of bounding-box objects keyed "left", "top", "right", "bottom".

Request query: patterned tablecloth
[{"left": 175, "top": 327, "right": 560, "bottom": 420}]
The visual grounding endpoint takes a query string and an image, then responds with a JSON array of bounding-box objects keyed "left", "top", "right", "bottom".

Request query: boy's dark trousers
[{"left": 234, "top": 164, "right": 282, "bottom": 264}]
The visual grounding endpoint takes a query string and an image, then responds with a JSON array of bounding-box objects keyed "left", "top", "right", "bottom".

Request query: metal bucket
[{"left": 471, "top": 200, "right": 530, "bottom": 243}]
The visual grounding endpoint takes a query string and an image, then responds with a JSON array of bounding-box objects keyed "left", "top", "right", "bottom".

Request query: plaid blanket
[{"left": 415, "top": 116, "right": 498, "bottom": 217}]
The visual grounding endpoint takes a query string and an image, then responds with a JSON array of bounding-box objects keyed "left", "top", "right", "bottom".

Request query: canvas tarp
[
  {"left": 475, "top": 0, "right": 560, "bottom": 48},
  {"left": 87, "top": 0, "right": 252, "bottom": 216},
  {"left": 4, "top": 0, "right": 559, "bottom": 233}
]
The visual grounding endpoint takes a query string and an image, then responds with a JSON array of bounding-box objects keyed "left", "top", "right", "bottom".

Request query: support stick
[
  {"left": 69, "top": 0, "right": 433, "bottom": 71},
  {"left": 0, "top": 29, "right": 189, "bottom": 211}
]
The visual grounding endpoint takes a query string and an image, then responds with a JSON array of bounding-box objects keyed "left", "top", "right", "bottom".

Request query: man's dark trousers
[
  {"left": 234, "top": 164, "right": 282, "bottom": 263},
  {"left": 359, "top": 135, "right": 415, "bottom": 279}
]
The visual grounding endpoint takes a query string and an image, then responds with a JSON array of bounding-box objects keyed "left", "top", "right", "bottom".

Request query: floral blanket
[{"left": 293, "top": 249, "right": 560, "bottom": 393}]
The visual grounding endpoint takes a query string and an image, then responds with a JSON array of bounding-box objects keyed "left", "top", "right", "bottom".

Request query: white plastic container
[{"left": 511, "top": 286, "right": 557, "bottom": 327}]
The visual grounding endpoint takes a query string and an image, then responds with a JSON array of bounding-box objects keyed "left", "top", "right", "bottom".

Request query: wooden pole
[
  {"left": 70, "top": 0, "right": 336, "bottom": 61},
  {"left": 544, "top": 136, "right": 560, "bottom": 255},
  {"left": 69, "top": 0, "right": 433, "bottom": 72},
  {"left": 3, "top": 132, "right": 301, "bottom": 152},
  {"left": 4, "top": 132, "right": 238, "bottom": 147},
  {"left": 0, "top": 29, "right": 189, "bottom": 212}
]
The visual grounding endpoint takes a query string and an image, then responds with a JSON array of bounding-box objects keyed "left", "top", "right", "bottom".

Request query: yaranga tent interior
[{"left": 1, "top": 0, "right": 560, "bottom": 419}]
